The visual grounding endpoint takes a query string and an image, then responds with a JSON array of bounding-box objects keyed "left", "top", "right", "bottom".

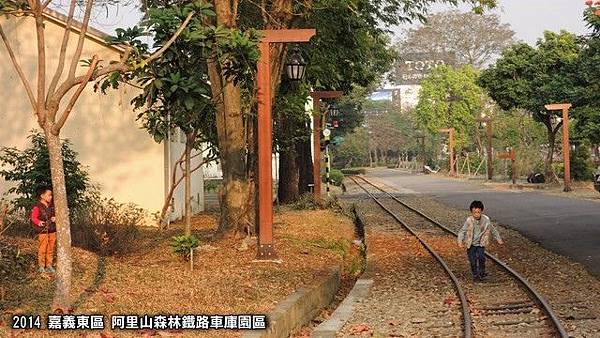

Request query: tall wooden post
[
  {"left": 545, "top": 103, "right": 572, "bottom": 193},
  {"left": 309, "top": 91, "right": 343, "bottom": 200},
  {"left": 256, "top": 29, "right": 316, "bottom": 261}
]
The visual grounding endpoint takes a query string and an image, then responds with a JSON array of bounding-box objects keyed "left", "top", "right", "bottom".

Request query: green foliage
[
  {"left": 328, "top": 169, "right": 344, "bottom": 186},
  {"left": 0, "top": 241, "right": 35, "bottom": 289},
  {"left": 71, "top": 197, "right": 144, "bottom": 256},
  {"left": 570, "top": 141, "right": 595, "bottom": 181},
  {"left": 572, "top": 12, "right": 600, "bottom": 144},
  {"left": 415, "top": 65, "right": 484, "bottom": 149},
  {"left": 170, "top": 235, "right": 200, "bottom": 261},
  {"left": 100, "top": 0, "right": 260, "bottom": 156},
  {"left": 479, "top": 31, "right": 581, "bottom": 126},
  {"left": 204, "top": 179, "right": 221, "bottom": 193},
  {"left": 333, "top": 129, "right": 370, "bottom": 168},
  {"left": 273, "top": 81, "right": 311, "bottom": 153},
  {"left": 0, "top": 131, "right": 91, "bottom": 211}
]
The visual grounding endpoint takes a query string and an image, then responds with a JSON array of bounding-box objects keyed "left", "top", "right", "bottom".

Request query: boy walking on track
[
  {"left": 458, "top": 200, "right": 503, "bottom": 282},
  {"left": 30, "top": 187, "right": 57, "bottom": 273}
]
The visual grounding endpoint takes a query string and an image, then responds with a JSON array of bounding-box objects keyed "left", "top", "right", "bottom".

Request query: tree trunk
[
  {"left": 184, "top": 134, "right": 193, "bottom": 236},
  {"left": 278, "top": 147, "right": 299, "bottom": 203},
  {"left": 44, "top": 124, "right": 72, "bottom": 311},
  {"left": 277, "top": 111, "right": 300, "bottom": 203},
  {"left": 213, "top": 82, "right": 251, "bottom": 236},
  {"left": 297, "top": 123, "right": 313, "bottom": 195},
  {"left": 545, "top": 125, "right": 558, "bottom": 183}
]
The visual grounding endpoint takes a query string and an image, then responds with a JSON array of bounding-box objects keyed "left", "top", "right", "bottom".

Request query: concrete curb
[
  {"left": 242, "top": 267, "right": 341, "bottom": 338},
  {"left": 310, "top": 278, "right": 374, "bottom": 338}
]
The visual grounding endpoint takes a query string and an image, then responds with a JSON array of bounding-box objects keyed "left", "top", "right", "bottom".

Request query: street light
[
  {"left": 286, "top": 47, "right": 307, "bottom": 81},
  {"left": 476, "top": 113, "right": 494, "bottom": 180},
  {"left": 256, "top": 29, "right": 316, "bottom": 261},
  {"left": 545, "top": 103, "right": 572, "bottom": 192},
  {"left": 329, "top": 104, "right": 340, "bottom": 117},
  {"left": 439, "top": 128, "right": 455, "bottom": 177}
]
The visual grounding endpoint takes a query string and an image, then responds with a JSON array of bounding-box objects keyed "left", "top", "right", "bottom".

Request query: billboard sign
[{"left": 393, "top": 53, "right": 456, "bottom": 85}]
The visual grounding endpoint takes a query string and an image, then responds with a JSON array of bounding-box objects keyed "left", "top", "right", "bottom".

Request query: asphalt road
[{"left": 366, "top": 169, "right": 600, "bottom": 278}]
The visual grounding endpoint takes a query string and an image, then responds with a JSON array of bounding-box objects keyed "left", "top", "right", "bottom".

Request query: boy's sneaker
[
  {"left": 45, "top": 267, "right": 56, "bottom": 273},
  {"left": 37, "top": 267, "right": 46, "bottom": 273}
]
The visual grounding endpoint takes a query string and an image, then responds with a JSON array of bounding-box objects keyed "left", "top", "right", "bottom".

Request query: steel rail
[
  {"left": 348, "top": 176, "right": 473, "bottom": 338},
  {"left": 354, "top": 175, "right": 569, "bottom": 338}
]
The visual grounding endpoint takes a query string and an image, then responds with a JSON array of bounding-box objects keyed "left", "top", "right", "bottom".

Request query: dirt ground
[{"left": 1, "top": 208, "right": 360, "bottom": 338}]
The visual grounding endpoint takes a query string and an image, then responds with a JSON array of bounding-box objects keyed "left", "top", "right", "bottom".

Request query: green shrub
[
  {"left": 0, "top": 241, "right": 36, "bottom": 284},
  {"left": 340, "top": 168, "right": 366, "bottom": 175},
  {"left": 204, "top": 179, "right": 222, "bottom": 193},
  {"left": 170, "top": 235, "right": 200, "bottom": 261},
  {"left": 552, "top": 162, "right": 564, "bottom": 179},
  {"left": 0, "top": 131, "right": 91, "bottom": 211},
  {"left": 322, "top": 169, "right": 344, "bottom": 186},
  {"left": 71, "top": 196, "right": 145, "bottom": 256},
  {"left": 570, "top": 142, "right": 595, "bottom": 181}
]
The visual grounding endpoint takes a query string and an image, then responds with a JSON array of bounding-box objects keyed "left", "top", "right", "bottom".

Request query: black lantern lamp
[
  {"left": 286, "top": 47, "right": 307, "bottom": 81},
  {"left": 329, "top": 104, "right": 340, "bottom": 117}
]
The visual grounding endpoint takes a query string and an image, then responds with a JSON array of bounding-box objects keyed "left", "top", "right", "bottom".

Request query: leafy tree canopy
[{"left": 415, "top": 65, "right": 483, "bottom": 149}]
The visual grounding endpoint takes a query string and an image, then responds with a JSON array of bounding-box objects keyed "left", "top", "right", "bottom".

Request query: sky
[
  {"left": 81, "top": 0, "right": 591, "bottom": 46},
  {"left": 407, "top": 0, "right": 591, "bottom": 45}
]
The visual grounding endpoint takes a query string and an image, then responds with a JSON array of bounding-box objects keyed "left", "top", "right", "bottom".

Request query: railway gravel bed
[
  {"left": 342, "top": 176, "right": 600, "bottom": 338},
  {"left": 337, "top": 197, "right": 462, "bottom": 336}
]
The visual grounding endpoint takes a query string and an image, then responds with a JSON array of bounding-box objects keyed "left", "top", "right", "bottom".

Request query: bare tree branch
[
  {"left": 0, "top": 23, "right": 37, "bottom": 110},
  {"left": 41, "top": 0, "right": 53, "bottom": 10},
  {"left": 34, "top": 11, "right": 46, "bottom": 124},
  {"left": 143, "top": 11, "right": 195, "bottom": 65},
  {"left": 47, "top": 0, "right": 77, "bottom": 104},
  {"left": 53, "top": 62, "right": 128, "bottom": 102},
  {"left": 67, "top": 0, "right": 93, "bottom": 80},
  {"left": 159, "top": 145, "right": 214, "bottom": 227},
  {"left": 53, "top": 12, "right": 194, "bottom": 101},
  {"left": 52, "top": 56, "right": 99, "bottom": 134}
]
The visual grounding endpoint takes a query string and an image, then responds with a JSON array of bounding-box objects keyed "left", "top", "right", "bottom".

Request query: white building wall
[
  {"left": 0, "top": 15, "right": 165, "bottom": 213},
  {"left": 165, "top": 129, "right": 205, "bottom": 222}
]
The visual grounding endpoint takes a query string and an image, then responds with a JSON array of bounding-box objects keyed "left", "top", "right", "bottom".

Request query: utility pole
[
  {"left": 309, "top": 91, "right": 343, "bottom": 200},
  {"left": 416, "top": 134, "right": 425, "bottom": 173},
  {"left": 476, "top": 117, "right": 494, "bottom": 180}
]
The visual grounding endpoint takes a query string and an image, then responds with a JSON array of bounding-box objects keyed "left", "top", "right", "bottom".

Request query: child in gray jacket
[{"left": 458, "top": 200, "right": 503, "bottom": 282}]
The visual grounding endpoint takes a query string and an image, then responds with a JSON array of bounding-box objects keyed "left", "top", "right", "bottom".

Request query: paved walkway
[{"left": 366, "top": 169, "right": 600, "bottom": 278}]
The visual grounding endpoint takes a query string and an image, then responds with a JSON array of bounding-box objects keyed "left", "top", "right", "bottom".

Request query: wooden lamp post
[
  {"left": 545, "top": 103, "right": 572, "bottom": 192},
  {"left": 256, "top": 29, "right": 316, "bottom": 261},
  {"left": 309, "top": 91, "right": 343, "bottom": 200}
]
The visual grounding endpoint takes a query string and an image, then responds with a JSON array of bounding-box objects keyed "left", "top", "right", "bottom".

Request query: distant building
[
  {"left": 0, "top": 10, "right": 203, "bottom": 223},
  {"left": 370, "top": 52, "right": 456, "bottom": 112}
]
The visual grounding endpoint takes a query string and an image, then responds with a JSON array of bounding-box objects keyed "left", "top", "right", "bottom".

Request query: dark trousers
[{"left": 467, "top": 246, "right": 486, "bottom": 278}]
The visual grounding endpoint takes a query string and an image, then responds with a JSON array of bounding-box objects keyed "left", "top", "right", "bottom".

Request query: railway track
[{"left": 348, "top": 175, "right": 569, "bottom": 338}]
